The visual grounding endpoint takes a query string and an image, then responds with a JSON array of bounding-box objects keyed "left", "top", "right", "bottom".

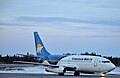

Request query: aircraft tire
[
  {"left": 58, "top": 73, "right": 64, "bottom": 76},
  {"left": 74, "top": 71, "right": 80, "bottom": 76}
]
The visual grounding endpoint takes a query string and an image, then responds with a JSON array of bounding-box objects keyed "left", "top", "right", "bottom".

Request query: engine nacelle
[{"left": 45, "top": 66, "right": 65, "bottom": 73}]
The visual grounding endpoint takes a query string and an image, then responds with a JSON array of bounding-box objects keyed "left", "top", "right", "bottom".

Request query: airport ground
[
  {"left": 0, "top": 65, "right": 120, "bottom": 78},
  {"left": 0, "top": 73, "right": 120, "bottom": 78}
]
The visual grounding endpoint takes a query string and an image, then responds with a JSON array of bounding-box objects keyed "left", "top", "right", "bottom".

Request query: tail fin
[{"left": 34, "top": 32, "right": 50, "bottom": 59}]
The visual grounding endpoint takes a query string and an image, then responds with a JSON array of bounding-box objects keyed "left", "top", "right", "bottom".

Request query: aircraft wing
[{"left": 13, "top": 61, "right": 59, "bottom": 67}]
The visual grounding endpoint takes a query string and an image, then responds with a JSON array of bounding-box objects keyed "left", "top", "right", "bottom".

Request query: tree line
[
  {"left": 0, "top": 55, "right": 36, "bottom": 64},
  {"left": 0, "top": 52, "right": 120, "bottom": 66}
]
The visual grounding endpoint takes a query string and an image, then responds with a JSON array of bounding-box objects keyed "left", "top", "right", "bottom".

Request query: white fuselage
[{"left": 46, "top": 55, "right": 116, "bottom": 74}]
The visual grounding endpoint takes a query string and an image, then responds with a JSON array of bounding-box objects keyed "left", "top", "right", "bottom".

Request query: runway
[{"left": 0, "top": 73, "right": 120, "bottom": 78}]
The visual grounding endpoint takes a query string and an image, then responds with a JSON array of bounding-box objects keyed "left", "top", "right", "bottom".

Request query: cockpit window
[{"left": 102, "top": 61, "right": 110, "bottom": 63}]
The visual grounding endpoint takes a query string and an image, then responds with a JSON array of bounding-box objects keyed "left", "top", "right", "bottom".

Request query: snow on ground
[{"left": 0, "top": 66, "right": 54, "bottom": 74}]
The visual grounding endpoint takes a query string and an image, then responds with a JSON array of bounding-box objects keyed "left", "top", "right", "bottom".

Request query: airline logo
[{"left": 37, "top": 44, "right": 43, "bottom": 53}]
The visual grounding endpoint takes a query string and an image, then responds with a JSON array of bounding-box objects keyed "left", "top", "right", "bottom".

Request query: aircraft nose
[
  {"left": 111, "top": 63, "right": 116, "bottom": 69},
  {"left": 108, "top": 63, "right": 116, "bottom": 72}
]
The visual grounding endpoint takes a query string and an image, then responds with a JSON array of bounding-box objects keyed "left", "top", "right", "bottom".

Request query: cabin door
[
  {"left": 94, "top": 58, "right": 98, "bottom": 67},
  {"left": 67, "top": 59, "right": 70, "bottom": 64}
]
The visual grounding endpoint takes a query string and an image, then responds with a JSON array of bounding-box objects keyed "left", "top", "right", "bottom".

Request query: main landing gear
[
  {"left": 74, "top": 71, "right": 80, "bottom": 76},
  {"left": 58, "top": 71, "right": 80, "bottom": 76},
  {"left": 58, "top": 73, "right": 64, "bottom": 76}
]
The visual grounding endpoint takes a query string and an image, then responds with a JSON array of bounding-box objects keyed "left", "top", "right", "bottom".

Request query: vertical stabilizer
[{"left": 34, "top": 32, "right": 50, "bottom": 59}]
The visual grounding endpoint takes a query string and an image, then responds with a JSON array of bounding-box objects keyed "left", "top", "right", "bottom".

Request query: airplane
[{"left": 14, "top": 32, "right": 116, "bottom": 76}]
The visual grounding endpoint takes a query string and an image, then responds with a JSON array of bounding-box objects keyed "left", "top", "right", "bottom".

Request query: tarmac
[
  {"left": 0, "top": 73, "right": 120, "bottom": 78},
  {"left": 0, "top": 65, "right": 120, "bottom": 78}
]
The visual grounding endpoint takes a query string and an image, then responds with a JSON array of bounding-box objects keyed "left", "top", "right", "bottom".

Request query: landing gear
[
  {"left": 74, "top": 71, "right": 80, "bottom": 76},
  {"left": 100, "top": 73, "right": 105, "bottom": 77},
  {"left": 58, "top": 73, "right": 64, "bottom": 76}
]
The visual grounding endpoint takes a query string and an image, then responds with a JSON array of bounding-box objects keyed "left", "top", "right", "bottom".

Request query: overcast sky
[{"left": 0, "top": 0, "right": 120, "bottom": 57}]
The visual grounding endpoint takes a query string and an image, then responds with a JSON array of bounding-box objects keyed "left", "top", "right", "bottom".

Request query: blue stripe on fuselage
[{"left": 37, "top": 55, "right": 66, "bottom": 64}]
